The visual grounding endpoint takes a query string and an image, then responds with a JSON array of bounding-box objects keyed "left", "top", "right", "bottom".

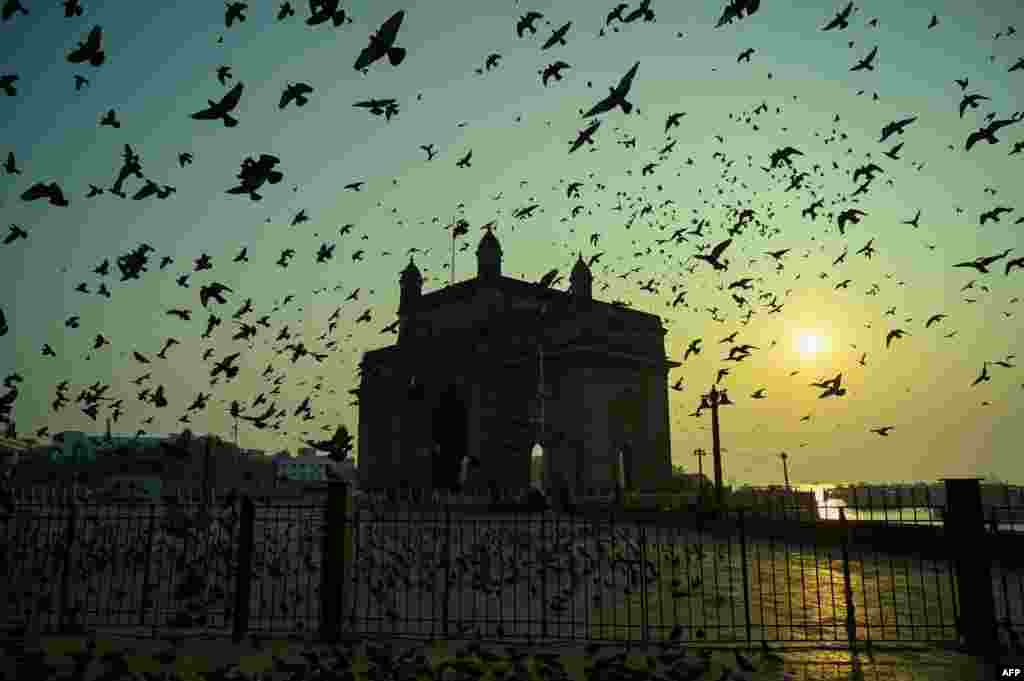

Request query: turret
[
  {"left": 476, "top": 225, "right": 502, "bottom": 279},
  {"left": 398, "top": 256, "right": 423, "bottom": 314},
  {"left": 569, "top": 252, "right": 592, "bottom": 300}
]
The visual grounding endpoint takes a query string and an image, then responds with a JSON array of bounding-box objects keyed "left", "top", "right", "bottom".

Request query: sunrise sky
[{"left": 1, "top": 0, "right": 1023, "bottom": 486}]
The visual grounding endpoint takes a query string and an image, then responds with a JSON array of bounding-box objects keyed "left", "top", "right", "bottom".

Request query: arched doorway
[
  {"left": 431, "top": 384, "right": 467, "bottom": 492},
  {"left": 608, "top": 389, "right": 643, "bottom": 492}
]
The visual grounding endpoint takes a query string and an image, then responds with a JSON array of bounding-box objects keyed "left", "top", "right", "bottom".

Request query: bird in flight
[
  {"left": 67, "top": 25, "right": 105, "bottom": 67},
  {"left": 21, "top": 181, "right": 69, "bottom": 207},
  {"left": 694, "top": 239, "right": 732, "bottom": 271},
  {"left": 971, "top": 363, "right": 990, "bottom": 386},
  {"left": 191, "top": 82, "right": 244, "bottom": 127},
  {"left": 516, "top": 11, "right": 543, "bottom": 38},
  {"left": 354, "top": 11, "right": 407, "bottom": 71},
  {"left": 737, "top": 48, "right": 755, "bottom": 63},
  {"left": 0, "top": 74, "right": 17, "bottom": 97},
  {"left": 541, "top": 61, "right": 571, "bottom": 86},
  {"left": 822, "top": 2, "right": 854, "bottom": 31},
  {"left": 279, "top": 82, "right": 314, "bottom": 109},
  {"left": 965, "top": 113, "right": 1024, "bottom": 151},
  {"left": 582, "top": 61, "right": 640, "bottom": 118},
  {"left": 954, "top": 249, "right": 1013, "bottom": 274},
  {"left": 684, "top": 338, "right": 702, "bottom": 361},
  {"left": 885, "top": 328, "right": 908, "bottom": 348},
  {"left": 850, "top": 46, "right": 878, "bottom": 71},
  {"left": 306, "top": 0, "right": 349, "bottom": 27},
  {"left": 225, "top": 2, "right": 247, "bottom": 27},
  {"left": 959, "top": 93, "right": 990, "bottom": 118},
  {"left": 879, "top": 116, "right": 917, "bottom": 143},
  {"left": 99, "top": 109, "right": 120, "bottom": 128},
  {"left": 277, "top": 2, "right": 295, "bottom": 21},
  {"left": 3, "top": 224, "right": 27, "bottom": 244},
  {"left": 1005, "top": 256, "right": 1024, "bottom": 275},
  {"left": 836, "top": 208, "right": 866, "bottom": 235},
  {"left": 542, "top": 21, "right": 572, "bottom": 50},
  {"left": 901, "top": 209, "right": 921, "bottom": 228},
  {"left": 3, "top": 151, "right": 19, "bottom": 175},
  {"left": 456, "top": 150, "right": 473, "bottom": 168},
  {"left": 569, "top": 120, "right": 601, "bottom": 154},
  {"left": 870, "top": 426, "right": 894, "bottom": 436},
  {"left": 925, "top": 313, "right": 947, "bottom": 328},
  {"left": 226, "top": 153, "right": 283, "bottom": 201},
  {"left": 979, "top": 206, "right": 1013, "bottom": 225},
  {"left": 352, "top": 98, "right": 399, "bottom": 120}
]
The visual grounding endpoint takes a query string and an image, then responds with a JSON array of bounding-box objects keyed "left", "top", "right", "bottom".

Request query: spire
[
  {"left": 399, "top": 256, "right": 423, "bottom": 314},
  {"left": 570, "top": 251, "right": 592, "bottom": 300},
  {"left": 476, "top": 224, "right": 502, "bottom": 279}
]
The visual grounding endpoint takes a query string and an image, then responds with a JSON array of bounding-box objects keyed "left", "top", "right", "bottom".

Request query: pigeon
[
  {"left": 582, "top": 61, "right": 640, "bottom": 117},
  {"left": 2, "top": 224, "right": 25, "bottom": 245},
  {"left": 354, "top": 11, "right": 407, "bottom": 71},
  {"left": 541, "top": 61, "right": 571, "bottom": 86},
  {"left": 541, "top": 21, "right": 572, "bottom": 50},
  {"left": 0, "top": 74, "right": 17, "bottom": 96},
  {"left": 516, "top": 11, "right": 543, "bottom": 37},
  {"left": 21, "top": 181, "right": 69, "bottom": 207},
  {"left": 306, "top": 0, "right": 349, "bottom": 27},
  {"left": 67, "top": 26, "right": 105, "bottom": 66},
  {"left": 191, "top": 82, "right": 244, "bottom": 127},
  {"left": 279, "top": 82, "right": 314, "bottom": 108},
  {"left": 225, "top": 2, "right": 247, "bottom": 27}
]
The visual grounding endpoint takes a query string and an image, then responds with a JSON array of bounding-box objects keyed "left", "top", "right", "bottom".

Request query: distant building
[{"left": 357, "top": 226, "right": 679, "bottom": 497}]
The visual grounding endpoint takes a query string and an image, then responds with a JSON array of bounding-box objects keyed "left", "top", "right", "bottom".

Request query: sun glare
[{"left": 799, "top": 334, "right": 820, "bottom": 355}]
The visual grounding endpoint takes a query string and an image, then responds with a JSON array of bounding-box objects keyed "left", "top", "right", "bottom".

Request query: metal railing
[{"left": 1, "top": 478, "right": 1021, "bottom": 657}]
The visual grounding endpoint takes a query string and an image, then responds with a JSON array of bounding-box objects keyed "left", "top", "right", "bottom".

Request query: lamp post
[
  {"left": 693, "top": 447, "right": 708, "bottom": 507},
  {"left": 780, "top": 451, "right": 790, "bottom": 491},
  {"left": 698, "top": 384, "right": 733, "bottom": 511}
]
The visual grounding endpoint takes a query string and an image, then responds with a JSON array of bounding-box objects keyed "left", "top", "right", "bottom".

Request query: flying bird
[
  {"left": 850, "top": 46, "right": 878, "bottom": 71},
  {"left": 965, "top": 113, "right": 1024, "bottom": 150},
  {"left": 582, "top": 61, "right": 640, "bottom": 118},
  {"left": 21, "top": 182, "right": 69, "bottom": 207},
  {"left": 225, "top": 2, "right": 247, "bottom": 27},
  {"left": 879, "top": 116, "right": 917, "bottom": 143},
  {"left": 541, "top": 21, "right": 572, "bottom": 50},
  {"left": 569, "top": 120, "right": 601, "bottom": 153},
  {"left": 959, "top": 93, "right": 990, "bottom": 118},
  {"left": 516, "top": 11, "right": 543, "bottom": 38},
  {"left": 191, "top": 82, "right": 244, "bottom": 127},
  {"left": 885, "top": 328, "right": 908, "bottom": 348},
  {"left": 3, "top": 151, "right": 19, "bottom": 175},
  {"left": 822, "top": 2, "right": 854, "bottom": 30},
  {"left": 279, "top": 82, "right": 314, "bottom": 109},
  {"left": 541, "top": 61, "right": 571, "bottom": 86},
  {"left": 0, "top": 74, "right": 17, "bottom": 97},
  {"left": 354, "top": 11, "right": 407, "bottom": 71},
  {"left": 67, "top": 26, "right": 105, "bottom": 67},
  {"left": 870, "top": 426, "right": 894, "bottom": 436}
]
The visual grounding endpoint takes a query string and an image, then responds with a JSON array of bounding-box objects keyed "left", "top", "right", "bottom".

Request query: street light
[
  {"left": 697, "top": 384, "right": 733, "bottom": 510},
  {"left": 780, "top": 452, "right": 790, "bottom": 491}
]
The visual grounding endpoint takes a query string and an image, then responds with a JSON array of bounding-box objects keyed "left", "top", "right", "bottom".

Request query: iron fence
[{"left": 1, "top": 478, "right": 1022, "bottom": 657}]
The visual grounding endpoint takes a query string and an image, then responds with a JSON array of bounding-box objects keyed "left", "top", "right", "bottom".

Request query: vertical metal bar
[
  {"left": 541, "top": 508, "right": 549, "bottom": 640},
  {"left": 839, "top": 508, "right": 857, "bottom": 651},
  {"left": 57, "top": 499, "right": 78, "bottom": 634},
  {"left": 639, "top": 525, "right": 649, "bottom": 645},
  {"left": 943, "top": 478, "right": 998, "bottom": 657},
  {"left": 232, "top": 495, "right": 255, "bottom": 643},
  {"left": 442, "top": 499, "right": 452, "bottom": 639},
  {"left": 738, "top": 508, "right": 752, "bottom": 647},
  {"left": 138, "top": 501, "right": 157, "bottom": 628}
]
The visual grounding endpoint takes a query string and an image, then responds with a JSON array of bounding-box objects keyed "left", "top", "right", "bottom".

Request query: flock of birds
[{"left": 0, "top": 0, "right": 1022, "bottom": 486}]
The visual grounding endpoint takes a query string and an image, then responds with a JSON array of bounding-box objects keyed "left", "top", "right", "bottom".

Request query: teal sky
[{"left": 2, "top": 0, "right": 1023, "bottom": 487}]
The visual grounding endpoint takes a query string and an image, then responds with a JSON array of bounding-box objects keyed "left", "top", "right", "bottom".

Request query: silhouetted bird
[
  {"left": 354, "top": 11, "right": 407, "bottom": 71},
  {"left": 191, "top": 82, "right": 244, "bottom": 127},
  {"left": 225, "top": 2, "right": 247, "bottom": 27},
  {"left": 21, "top": 181, "right": 69, "bottom": 207},
  {"left": 582, "top": 61, "right": 640, "bottom": 117},
  {"left": 279, "top": 82, "right": 314, "bottom": 108},
  {"left": 67, "top": 25, "right": 105, "bottom": 66},
  {"left": 516, "top": 11, "right": 543, "bottom": 37},
  {"left": 0, "top": 74, "right": 16, "bottom": 96}
]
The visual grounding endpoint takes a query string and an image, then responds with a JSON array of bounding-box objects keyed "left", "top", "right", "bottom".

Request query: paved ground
[{"left": 1, "top": 629, "right": 1010, "bottom": 680}]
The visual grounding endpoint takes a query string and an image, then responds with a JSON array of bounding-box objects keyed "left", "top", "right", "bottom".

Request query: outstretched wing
[
  {"left": 711, "top": 238, "right": 732, "bottom": 260},
  {"left": 220, "top": 82, "right": 243, "bottom": 110},
  {"left": 616, "top": 61, "right": 640, "bottom": 94}
]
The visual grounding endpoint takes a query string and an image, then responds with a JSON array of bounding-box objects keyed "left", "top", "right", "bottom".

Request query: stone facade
[{"left": 358, "top": 228, "right": 680, "bottom": 496}]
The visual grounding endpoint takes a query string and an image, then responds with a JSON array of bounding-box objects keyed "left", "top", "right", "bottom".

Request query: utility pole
[
  {"left": 693, "top": 448, "right": 708, "bottom": 507},
  {"left": 780, "top": 452, "right": 790, "bottom": 491},
  {"left": 698, "top": 385, "right": 733, "bottom": 511}
]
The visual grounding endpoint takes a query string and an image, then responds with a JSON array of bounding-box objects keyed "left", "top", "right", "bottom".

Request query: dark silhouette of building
[{"left": 357, "top": 225, "right": 680, "bottom": 497}]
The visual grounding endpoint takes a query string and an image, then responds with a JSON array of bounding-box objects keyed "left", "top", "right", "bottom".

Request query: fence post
[
  {"left": 738, "top": 508, "right": 752, "bottom": 648},
  {"left": 839, "top": 508, "right": 857, "bottom": 652},
  {"left": 319, "top": 480, "right": 348, "bottom": 644},
  {"left": 232, "top": 495, "right": 255, "bottom": 644},
  {"left": 57, "top": 497, "right": 79, "bottom": 634},
  {"left": 942, "top": 477, "right": 998, "bottom": 658},
  {"left": 138, "top": 502, "right": 157, "bottom": 628},
  {"left": 442, "top": 499, "right": 452, "bottom": 639}
]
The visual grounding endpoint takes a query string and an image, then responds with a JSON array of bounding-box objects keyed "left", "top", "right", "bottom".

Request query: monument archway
[{"left": 431, "top": 383, "right": 467, "bottom": 492}]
